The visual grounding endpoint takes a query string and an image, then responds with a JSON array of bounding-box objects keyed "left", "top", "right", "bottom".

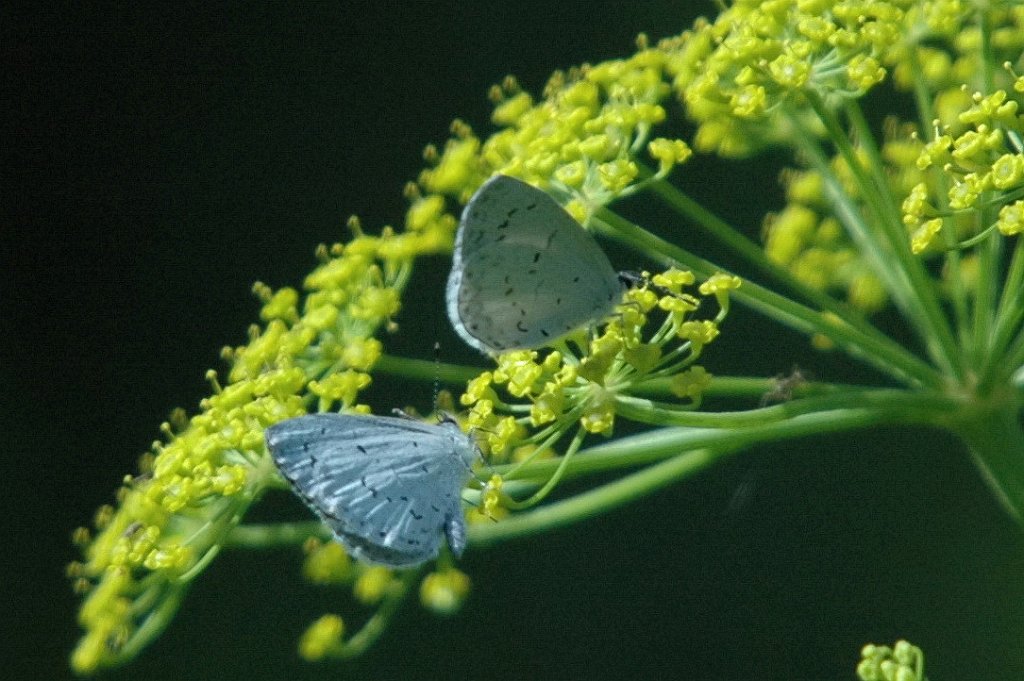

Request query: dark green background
[{"left": 7, "top": 2, "right": 1023, "bottom": 679}]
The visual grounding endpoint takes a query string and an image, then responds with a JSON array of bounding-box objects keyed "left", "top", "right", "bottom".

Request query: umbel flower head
[
  {"left": 71, "top": 1, "right": 1024, "bottom": 676},
  {"left": 67, "top": 220, "right": 449, "bottom": 672}
]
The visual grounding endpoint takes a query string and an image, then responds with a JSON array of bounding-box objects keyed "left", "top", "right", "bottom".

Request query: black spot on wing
[{"left": 361, "top": 476, "right": 378, "bottom": 498}]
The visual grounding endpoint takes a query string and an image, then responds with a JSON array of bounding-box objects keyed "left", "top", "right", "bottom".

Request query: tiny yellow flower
[
  {"left": 303, "top": 541, "right": 352, "bottom": 585},
  {"left": 911, "top": 218, "right": 944, "bottom": 254},
  {"left": 698, "top": 273, "right": 742, "bottom": 296},
  {"left": 997, "top": 200, "right": 1024, "bottom": 236},
  {"left": 404, "top": 194, "right": 446, "bottom": 232},
  {"left": 258, "top": 285, "right": 300, "bottom": 323},
  {"left": 846, "top": 54, "right": 886, "bottom": 91},
  {"left": 647, "top": 137, "right": 693, "bottom": 175},
  {"left": 769, "top": 53, "right": 811, "bottom": 89},
  {"left": 669, "top": 366, "right": 712, "bottom": 399},
  {"left": 421, "top": 135, "right": 482, "bottom": 196},
  {"left": 491, "top": 91, "right": 534, "bottom": 126},
  {"left": 309, "top": 370, "right": 372, "bottom": 410},
  {"left": 420, "top": 568, "right": 472, "bottom": 615},
  {"left": 530, "top": 386, "right": 565, "bottom": 426},
  {"left": 353, "top": 566, "right": 395, "bottom": 605},
  {"left": 677, "top": 320, "right": 720, "bottom": 350},
  {"left": 341, "top": 337, "right": 383, "bottom": 371},
  {"left": 650, "top": 267, "right": 696, "bottom": 291},
  {"left": 460, "top": 372, "right": 496, "bottom": 406},
  {"left": 580, "top": 391, "right": 616, "bottom": 434},
  {"left": 901, "top": 182, "right": 931, "bottom": 224},
  {"left": 990, "top": 153, "right": 1024, "bottom": 190},
  {"left": 298, "top": 615, "right": 345, "bottom": 662}
]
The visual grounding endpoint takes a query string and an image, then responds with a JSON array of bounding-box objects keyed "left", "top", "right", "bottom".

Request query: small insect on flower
[
  {"left": 760, "top": 366, "right": 809, "bottom": 407},
  {"left": 265, "top": 412, "right": 478, "bottom": 568},
  {"left": 446, "top": 175, "right": 625, "bottom": 353}
]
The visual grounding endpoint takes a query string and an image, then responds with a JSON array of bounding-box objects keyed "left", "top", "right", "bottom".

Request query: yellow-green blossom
[
  {"left": 70, "top": 208, "right": 445, "bottom": 673},
  {"left": 302, "top": 540, "right": 352, "bottom": 585},
  {"left": 299, "top": 615, "right": 345, "bottom": 662},
  {"left": 353, "top": 566, "right": 396, "bottom": 605},
  {"left": 997, "top": 200, "right": 1024, "bottom": 236},
  {"left": 72, "top": 3, "right": 1024, "bottom": 674},
  {"left": 459, "top": 268, "right": 731, "bottom": 496},
  {"left": 420, "top": 47, "right": 690, "bottom": 215},
  {"left": 857, "top": 640, "right": 925, "bottom": 681},
  {"left": 420, "top": 567, "right": 472, "bottom": 615}
]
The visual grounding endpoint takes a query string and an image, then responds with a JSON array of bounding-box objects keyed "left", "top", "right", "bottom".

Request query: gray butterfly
[
  {"left": 446, "top": 174, "right": 623, "bottom": 353},
  {"left": 265, "top": 413, "right": 476, "bottom": 568}
]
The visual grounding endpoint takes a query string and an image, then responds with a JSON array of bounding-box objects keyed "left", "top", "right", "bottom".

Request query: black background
[{"left": 6, "top": 2, "right": 1024, "bottom": 680}]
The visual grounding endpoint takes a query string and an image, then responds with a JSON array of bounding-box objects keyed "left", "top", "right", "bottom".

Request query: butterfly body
[{"left": 265, "top": 413, "right": 475, "bottom": 567}]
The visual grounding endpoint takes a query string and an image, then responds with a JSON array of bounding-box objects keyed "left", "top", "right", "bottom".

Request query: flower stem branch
[{"left": 593, "top": 208, "right": 943, "bottom": 388}]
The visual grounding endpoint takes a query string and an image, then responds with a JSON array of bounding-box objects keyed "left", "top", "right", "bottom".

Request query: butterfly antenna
[
  {"left": 619, "top": 269, "right": 698, "bottom": 305},
  {"left": 432, "top": 341, "right": 443, "bottom": 417}
]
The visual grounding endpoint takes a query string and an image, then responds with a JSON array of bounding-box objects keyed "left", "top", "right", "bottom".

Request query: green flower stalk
[{"left": 70, "top": 1, "right": 1024, "bottom": 675}]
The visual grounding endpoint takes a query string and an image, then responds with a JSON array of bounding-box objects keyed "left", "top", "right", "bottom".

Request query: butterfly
[
  {"left": 446, "top": 175, "right": 622, "bottom": 353},
  {"left": 265, "top": 412, "right": 476, "bottom": 568}
]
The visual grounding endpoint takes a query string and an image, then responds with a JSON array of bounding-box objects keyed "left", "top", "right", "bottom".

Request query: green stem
[
  {"left": 645, "top": 171, "right": 913, "bottom": 355},
  {"left": 633, "top": 374, "right": 869, "bottom": 400},
  {"left": 468, "top": 447, "right": 725, "bottom": 548},
  {"left": 375, "top": 354, "right": 483, "bottom": 386},
  {"left": 843, "top": 100, "right": 903, "bottom": 229},
  {"left": 340, "top": 569, "right": 421, "bottom": 659},
  {"left": 972, "top": 0, "right": 1001, "bottom": 377},
  {"left": 504, "top": 428, "right": 586, "bottom": 507},
  {"left": 956, "top": 395, "right": 1024, "bottom": 526},
  {"left": 471, "top": 403, "right": 935, "bottom": 548},
  {"left": 1004, "top": 329, "right": 1024, "bottom": 380},
  {"left": 118, "top": 582, "right": 189, "bottom": 665},
  {"left": 594, "top": 208, "right": 944, "bottom": 389},
  {"left": 491, "top": 406, "right": 934, "bottom": 484},
  {"left": 614, "top": 387, "right": 961, "bottom": 429},
  {"left": 801, "top": 96, "right": 962, "bottom": 378},
  {"left": 906, "top": 43, "right": 970, "bottom": 350},
  {"left": 985, "top": 237, "right": 1024, "bottom": 387}
]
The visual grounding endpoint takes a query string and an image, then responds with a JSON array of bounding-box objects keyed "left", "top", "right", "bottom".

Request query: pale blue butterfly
[
  {"left": 446, "top": 175, "right": 623, "bottom": 353},
  {"left": 265, "top": 412, "right": 476, "bottom": 568}
]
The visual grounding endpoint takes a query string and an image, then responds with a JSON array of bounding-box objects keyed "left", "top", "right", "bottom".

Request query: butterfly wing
[
  {"left": 265, "top": 413, "right": 474, "bottom": 567},
  {"left": 446, "top": 175, "right": 622, "bottom": 353}
]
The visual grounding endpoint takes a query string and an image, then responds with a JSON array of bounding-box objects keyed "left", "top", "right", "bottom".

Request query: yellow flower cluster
[
  {"left": 856, "top": 640, "right": 924, "bottom": 681},
  {"left": 418, "top": 42, "right": 692, "bottom": 221},
  {"left": 69, "top": 221, "right": 445, "bottom": 673},
  {"left": 459, "top": 268, "right": 733, "bottom": 463},
  {"left": 663, "top": 0, "right": 907, "bottom": 156},
  {"left": 764, "top": 168, "right": 888, "bottom": 312},
  {"left": 904, "top": 85, "right": 1024, "bottom": 252}
]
